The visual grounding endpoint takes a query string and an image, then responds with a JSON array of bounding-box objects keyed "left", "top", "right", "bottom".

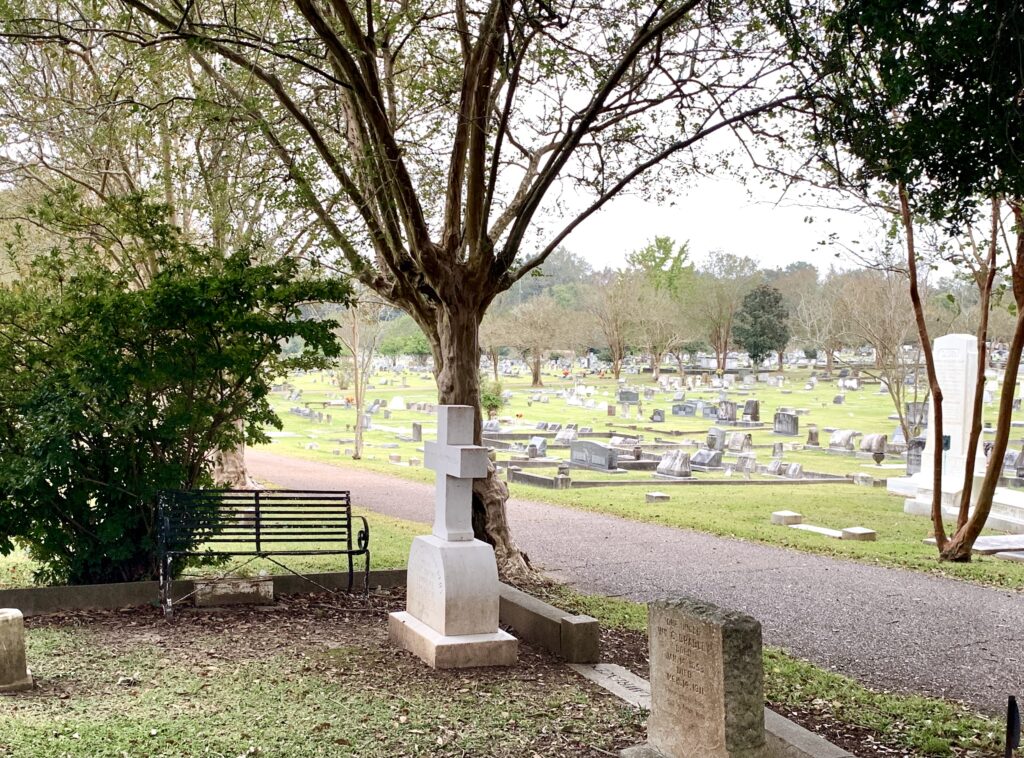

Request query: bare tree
[
  {"left": 505, "top": 296, "right": 569, "bottom": 388},
  {"left": 585, "top": 272, "right": 640, "bottom": 381},
  {"left": 315, "top": 296, "right": 390, "bottom": 459},
  {"left": 791, "top": 274, "right": 850, "bottom": 372},
  {"left": 685, "top": 254, "right": 760, "bottom": 370}
]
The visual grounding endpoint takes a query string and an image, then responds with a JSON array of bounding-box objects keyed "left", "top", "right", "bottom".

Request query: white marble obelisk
[{"left": 389, "top": 405, "right": 517, "bottom": 668}]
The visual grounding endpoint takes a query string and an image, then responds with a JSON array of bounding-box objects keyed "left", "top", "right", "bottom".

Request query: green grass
[{"left": 547, "top": 587, "right": 1004, "bottom": 757}]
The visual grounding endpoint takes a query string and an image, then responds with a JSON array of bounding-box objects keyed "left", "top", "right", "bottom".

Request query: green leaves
[{"left": 0, "top": 195, "right": 350, "bottom": 585}]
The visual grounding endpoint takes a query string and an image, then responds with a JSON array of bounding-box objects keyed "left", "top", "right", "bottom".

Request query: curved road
[{"left": 248, "top": 448, "right": 1023, "bottom": 714}]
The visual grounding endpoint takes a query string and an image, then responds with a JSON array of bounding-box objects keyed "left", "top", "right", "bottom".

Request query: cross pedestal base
[
  {"left": 390, "top": 535, "right": 518, "bottom": 668},
  {"left": 389, "top": 612, "right": 517, "bottom": 669}
]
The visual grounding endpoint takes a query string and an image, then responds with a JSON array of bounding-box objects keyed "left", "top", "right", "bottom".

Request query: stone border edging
[{"left": 0, "top": 571, "right": 599, "bottom": 664}]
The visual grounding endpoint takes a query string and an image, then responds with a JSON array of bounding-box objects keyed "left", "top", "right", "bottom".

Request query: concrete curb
[{"left": 498, "top": 584, "right": 599, "bottom": 663}]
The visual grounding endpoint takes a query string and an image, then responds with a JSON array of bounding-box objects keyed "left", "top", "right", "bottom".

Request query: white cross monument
[{"left": 389, "top": 405, "right": 518, "bottom": 668}]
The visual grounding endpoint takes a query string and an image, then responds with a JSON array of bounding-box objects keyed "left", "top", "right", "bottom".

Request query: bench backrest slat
[{"left": 160, "top": 489, "right": 354, "bottom": 554}]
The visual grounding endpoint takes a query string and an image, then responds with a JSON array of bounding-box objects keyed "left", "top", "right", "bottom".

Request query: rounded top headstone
[{"left": 0, "top": 608, "right": 24, "bottom": 623}]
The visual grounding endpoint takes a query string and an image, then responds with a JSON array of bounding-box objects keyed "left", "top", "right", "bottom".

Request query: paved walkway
[{"left": 248, "top": 449, "right": 1023, "bottom": 714}]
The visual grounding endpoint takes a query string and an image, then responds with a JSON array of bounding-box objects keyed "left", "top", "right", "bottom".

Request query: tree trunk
[
  {"left": 490, "top": 348, "right": 500, "bottom": 382},
  {"left": 650, "top": 351, "right": 662, "bottom": 381},
  {"left": 431, "top": 302, "right": 532, "bottom": 580},
  {"left": 778, "top": 351, "right": 784, "bottom": 371},
  {"left": 211, "top": 421, "right": 257, "bottom": 488},
  {"left": 825, "top": 350, "right": 835, "bottom": 373},
  {"left": 531, "top": 354, "right": 543, "bottom": 387}
]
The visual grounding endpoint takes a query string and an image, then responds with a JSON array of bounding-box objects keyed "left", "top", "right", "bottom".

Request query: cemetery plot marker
[
  {"left": 622, "top": 598, "right": 766, "bottom": 758},
  {"left": 389, "top": 406, "right": 518, "bottom": 668}
]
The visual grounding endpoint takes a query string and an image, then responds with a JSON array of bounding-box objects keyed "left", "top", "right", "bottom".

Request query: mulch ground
[{"left": 19, "top": 587, "right": 999, "bottom": 758}]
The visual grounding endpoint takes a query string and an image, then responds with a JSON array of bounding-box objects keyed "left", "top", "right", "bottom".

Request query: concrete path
[{"left": 248, "top": 449, "right": 1023, "bottom": 714}]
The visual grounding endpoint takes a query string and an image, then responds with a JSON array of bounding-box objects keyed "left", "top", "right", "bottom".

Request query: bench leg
[
  {"left": 363, "top": 552, "right": 370, "bottom": 598},
  {"left": 347, "top": 553, "right": 354, "bottom": 593}
]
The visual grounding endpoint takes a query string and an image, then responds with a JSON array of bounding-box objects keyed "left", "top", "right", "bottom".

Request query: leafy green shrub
[
  {"left": 0, "top": 196, "right": 348, "bottom": 585},
  {"left": 480, "top": 380, "right": 504, "bottom": 415}
]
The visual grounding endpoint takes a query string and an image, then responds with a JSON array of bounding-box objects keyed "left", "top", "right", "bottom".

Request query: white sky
[{"left": 557, "top": 176, "right": 879, "bottom": 272}]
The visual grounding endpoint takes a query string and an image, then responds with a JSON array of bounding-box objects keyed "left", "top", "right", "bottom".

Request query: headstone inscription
[
  {"left": 389, "top": 406, "right": 518, "bottom": 668},
  {"left": 570, "top": 440, "right": 619, "bottom": 471},
  {"left": 773, "top": 412, "right": 799, "bottom": 436},
  {"left": 621, "top": 598, "right": 766, "bottom": 758}
]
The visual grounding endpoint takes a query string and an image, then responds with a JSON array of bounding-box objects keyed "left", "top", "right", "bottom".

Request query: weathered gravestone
[
  {"left": 555, "top": 428, "right": 579, "bottom": 444},
  {"left": 860, "top": 433, "right": 887, "bottom": 454},
  {"left": 529, "top": 436, "right": 548, "bottom": 457},
  {"left": 411, "top": 422, "right": 423, "bottom": 443},
  {"left": 706, "top": 427, "right": 726, "bottom": 452},
  {"left": 772, "top": 412, "right": 799, "bottom": 437},
  {"left": 672, "top": 403, "right": 693, "bottom": 417},
  {"left": 726, "top": 432, "right": 753, "bottom": 454},
  {"left": 570, "top": 440, "right": 619, "bottom": 471},
  {"left": 829, "top": 429, "right": 861, "bottom": 451},
  {"left": 735, "top": 453, "right": 757, "bottom": 475},
  {"left": 618, "top": 389, "right": 640, "bottom": 404},
  {"left": 656, "top": 450, "right": 692, "bottom": 479},
  {"left": 0, "top": 609, "right": 32, "bottom": 692},
  {"left": 702, "top": 404, "right": 719, "bottom": 418},
  {"left": 785, "top": 463, "right": 804, "bottom": 480},
  {"left": 651, "top": 409, "right": 666, "bottom": 423},
  {"left": 906, "top": 436, "right": 926, "bottom": 476},
  {"left": 691, "top": 448, "right": 724, "bottom": 471},
  {"left": 390, "top": 406, "right": 517, "bottom": 668},
  {"left": 621, "top": 598, "right": 766, "bottom": 758},
  {"left": 742, "top": 399, "right": 760, "bottom": 422},
  {"left": 905, "top": 402, "right": 929, "bottom": 429},
  {"left": 805, "top": 425, "right": 820, "bottom": 447},
  {"left": 766, "top": 458, "right": 783, "bottom": 476},
  {"left": 771, "top": 443, "right": 783, "bottom": 458},
  {"left": 482, "top": 418, "right": 501, "bottom": 433},
  {"left": 832, "top": 395, "right": 845, "bottom": 405},
  {"left": 718, "top": 401, "right": 738, "bottom": 423}
]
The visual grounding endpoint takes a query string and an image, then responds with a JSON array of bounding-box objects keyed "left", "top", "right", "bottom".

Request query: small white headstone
[{"left": 0, "top": 609, "right": 32, "bottom": 692}]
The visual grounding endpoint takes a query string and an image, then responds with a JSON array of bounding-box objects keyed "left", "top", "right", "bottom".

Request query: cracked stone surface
[{"left": 248, "top": 449, "right": 1024, "bottom": 714}]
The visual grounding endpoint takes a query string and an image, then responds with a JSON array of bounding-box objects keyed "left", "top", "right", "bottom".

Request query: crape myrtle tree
[
  {"left": 774, "top": 0, "right": 1024, "bottom": 560},
  {"left": 505, "top": 295, "right": 568, "bottom": 388},
  {"left": 2, "top": 0, "right": 802, "bottom": 577},
  {"left": 687, "top": 253, "right": 761, "bottom": 370}
]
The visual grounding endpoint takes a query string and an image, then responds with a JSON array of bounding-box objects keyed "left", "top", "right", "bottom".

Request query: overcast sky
[{"left": 557, "top": 176, "right": 881, "bottom": 272}]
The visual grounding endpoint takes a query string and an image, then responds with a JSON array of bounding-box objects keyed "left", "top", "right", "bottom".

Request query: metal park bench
[{"left": 157, "top": 489, "right": 369, "bottom": 616}]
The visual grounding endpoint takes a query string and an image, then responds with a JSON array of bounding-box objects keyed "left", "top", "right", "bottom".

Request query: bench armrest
[{"left": 355, "top": 514, "right": 370, "bottom": 551}]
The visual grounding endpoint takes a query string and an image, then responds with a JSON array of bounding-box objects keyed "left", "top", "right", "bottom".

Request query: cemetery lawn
[
  {"left": 259, "top": 442, "right": 1024, "bottom": 589},
  {"left": 545, "top": 586, "right": 1004, "bottom": 758},
  {"left": 0, "top": 592, "right": 645, "bottom": 758}
]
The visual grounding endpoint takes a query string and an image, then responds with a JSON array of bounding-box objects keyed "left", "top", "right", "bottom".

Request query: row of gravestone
[{"left": 706, "top": 427, "right": 753, "bottom": 454}]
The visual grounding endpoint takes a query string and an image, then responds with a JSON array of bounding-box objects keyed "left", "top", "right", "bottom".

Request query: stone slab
[
  {"left": 923, "top": 534, "right": 1024, "bottom": 555},
  {"left": 570, "top": 663, "right": 652, "bottom": 709},
  {"left": 194, "top": 577, "right": 274, "bottom": 607},
  {"left": 788, "top": 524, "right": 843, "bottom": 539},
  {"left": 388, "top": 611, "right": 517, "bottom": 668},
  {"left": 841, "top": 527, "right": 877, "bottom": 542},
  {"left": 994, "top": 551, "right": 1024, "bottom": 563},
  {"left": 770, "top": 511, "right": 803, "bottom": 526},
  {"left": 646, "top": 492, "right": 671, "bottom": 503}
]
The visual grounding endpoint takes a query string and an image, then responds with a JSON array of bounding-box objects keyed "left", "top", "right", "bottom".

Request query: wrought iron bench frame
[{"left": 157, "top": 489, "right": 369, "bottom": 616}]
